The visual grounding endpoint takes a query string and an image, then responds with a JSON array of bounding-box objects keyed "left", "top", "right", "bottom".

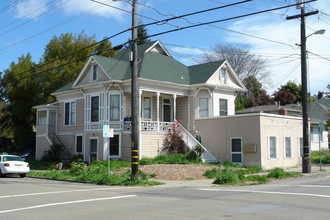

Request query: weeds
[{"left": 204, "top": 164, "right": 302, "bottom": 185}]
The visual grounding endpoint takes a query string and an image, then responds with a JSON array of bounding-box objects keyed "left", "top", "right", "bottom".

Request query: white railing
[
  {"left": 85, "top": 121, "right": 123, "bottom": 131},
  {"left": 124, "top": 120, "right": 173, "bottom": 132},
  {"left": 176, "top": 121, "right": 219, "bottom": 163}
]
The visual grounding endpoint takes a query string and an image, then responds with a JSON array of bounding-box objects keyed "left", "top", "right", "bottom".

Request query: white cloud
[
  {"left": 170, "top": 46, "right": 205, "bottom": 56},
  {"left": 225, "top": 3, "right": 330, "bottom": 95},
  {"left": 15, "top": 0, "right": 48, "bottom": 20},
  {"left": 57, "top": 0, "right": 130, "bottom": 20}
]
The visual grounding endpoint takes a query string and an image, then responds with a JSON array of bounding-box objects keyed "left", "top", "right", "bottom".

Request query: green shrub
[
  {"left": 244, "top": 166, "right": 263, "bottom": 174},
  {"left": 246, "top": 175, "right": 268, "bottom": 184},
  {"left": 267, "top": 168, "right": 302, "bottom": 179},
  {"left": 267, "top": 168, "right": 288, "bottom": 179},
  {"left": 213, "top": 169, "right": 244, "bottom": 185},
  {"left": 41, "top": 144, "right": 62, "bottom": 162},
  {"left": 69, "top": 162, "right": 87, "bottom": 176},
  {"left": 204, "top": 168, "right": 223, "bottom": 179}
]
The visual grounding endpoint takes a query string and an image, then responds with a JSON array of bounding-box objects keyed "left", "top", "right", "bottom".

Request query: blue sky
[{"left": 1, "top": 0, "right": 329, "bottom": 95}]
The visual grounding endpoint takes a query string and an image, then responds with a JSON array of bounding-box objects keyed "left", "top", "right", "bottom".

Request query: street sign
[
  {"left": 103, "top": 125, "right": 114, "bottom": 138},
  {"left": 103, "top": 125, "right": 110, "bottom": 137}
]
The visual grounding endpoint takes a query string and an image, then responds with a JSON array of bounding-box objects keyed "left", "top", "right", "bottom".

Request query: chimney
[{"left": 279, "top": 109, "right": 288, "bottom": 116}]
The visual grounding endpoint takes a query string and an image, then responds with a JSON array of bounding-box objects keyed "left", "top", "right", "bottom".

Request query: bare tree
[{"left": 201, "top": 44, "right": 271, "bottom": 85}]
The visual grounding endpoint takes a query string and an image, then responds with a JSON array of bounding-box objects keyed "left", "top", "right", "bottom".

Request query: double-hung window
[
  {"left": 91, "top": 96, "right": 99, "bottom": 122},
  {"left": 220, "top": 68, "right": 227, "bottom": 84},
  {"left": 143, "top": 97, "right": 151, "bottom": 119},
  {"left": 76, "top": 135, "right": 83, "bottom": 154},
  {"left": 269, "top": 136, "right": 277, "bottom": 159},
  {"left": 311, "top": 127, "right": 322, "bottom": 142},
  {"left": 64, "top": 101, "right": 76, "bottom": 125},
  {"left": 110, "top": 94, "right": 120, "bottom": 121},
  {"left": 37, "top": 110, "right": 47, "bottom": 126},
  {"left": 199, "top": 98, "right": 209, "bottom": 118},
  {"left": 285, "top": 137, "right": 292, "bottom": 158},
  {"left": 219, "top": 99, "right": 228, "bottom": 116},
  {"left": 92, "top": 65, "right": 98, "bottom": 81}
]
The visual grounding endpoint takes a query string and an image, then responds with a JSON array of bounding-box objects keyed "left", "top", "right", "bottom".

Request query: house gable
[
  {"left": 206, "top": 61, "right": 246, "bottom": 91},
  {"left": 73, "top": 56, "right": 111, "bottom": 87}
]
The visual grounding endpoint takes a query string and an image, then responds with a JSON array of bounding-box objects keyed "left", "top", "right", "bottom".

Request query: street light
[{"left": 306, "top": 29, "right": 326, "bottom": 39}]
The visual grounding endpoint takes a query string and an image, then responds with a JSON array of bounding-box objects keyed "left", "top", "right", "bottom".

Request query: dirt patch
[{"left": 115, "top": 164, "right": 218, "bottom": 181}]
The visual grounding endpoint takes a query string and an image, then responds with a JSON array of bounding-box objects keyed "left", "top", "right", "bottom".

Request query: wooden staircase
[
  {"left": 48, "top": 127, "right": 71, "bottom": 160},
  {"left": 176, "top": 121, "right": 219, "bottom": 163}
]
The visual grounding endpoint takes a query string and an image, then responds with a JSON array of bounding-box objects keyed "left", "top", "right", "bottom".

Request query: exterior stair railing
[
  {"left": 175, "top": 120, "right": 219, "bottom": 163},
  {"left": 48, "top": 127, "right": 71, "bottom": 160}
]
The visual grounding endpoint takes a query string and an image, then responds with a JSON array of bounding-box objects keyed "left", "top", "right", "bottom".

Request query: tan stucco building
[{"left": 196, "top": 113, "right": 304, "bottom": 170}]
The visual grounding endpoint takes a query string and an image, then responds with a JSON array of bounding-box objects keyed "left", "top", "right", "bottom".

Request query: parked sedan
[{"left": 0, "top": 155, "right": 30, "bottom": 178}]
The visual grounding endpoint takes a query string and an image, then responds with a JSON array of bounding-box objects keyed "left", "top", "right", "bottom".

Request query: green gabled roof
[
  {"left": 139, "top": 52, "right": 190, "bottom": 84},
  {"left": 112, "top": 41, "right": 157, "bottom": 62},
  {"left": 189, "top": 60, "right": 225, "bottom": 85},
  {"left": 93, "top": 55, "right": 131, "bottom": 80},
  {"left": 55, "top": 41, "right": 227, "bottom": 94},
  {"left": 53, "top": 81, "right": 75, "bottom": 93}
]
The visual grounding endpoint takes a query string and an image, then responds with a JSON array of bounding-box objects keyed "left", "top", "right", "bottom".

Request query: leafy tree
[
  {"left": 0, "top": 54, "right": 40, "bottom": 151},
  {"left": 278, "top": 81, "right": 302, "bottom": 103},
  {"left": 38, "top": 31, "right": 116, "bottom": 102},
  {"left": 235, "top": 75, "right": 270, "bottom": 109},
  {"left": 235, "top": 95, "right": 252, "bottom": 111},
  {"left": 201, "top": 43, "right": 270, "bottom": 84},
  {"left": 254, "top": 93, "right": 272, "bottom": 106},
  {"left": 278, "top": 81, "right": 315, "bottom": 103},
  {"left": 272, "top": 90, "right": 297, "bottom": 105}
]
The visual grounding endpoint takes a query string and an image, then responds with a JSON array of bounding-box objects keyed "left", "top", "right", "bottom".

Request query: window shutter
[
  {"left": 99, "top": 93, "right": 105, "bottom": 121},
  {"left": 85, "top": 94, "right": 91, "bottom": 122}
]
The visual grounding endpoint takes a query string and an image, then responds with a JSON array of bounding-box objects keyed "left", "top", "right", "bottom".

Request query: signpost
[
  {"left": 319, "top": 122, "right": 325, "bottom": 171},
  {"left": 103, "top": 125, "right": 114, "bottom": 176}
]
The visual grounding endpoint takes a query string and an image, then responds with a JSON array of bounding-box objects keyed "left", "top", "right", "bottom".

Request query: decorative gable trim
[
  {"left": 72, "top": 56, "right": 111, "bottom": 88},
  {"left": 206, "top": 60, "right": 247, "bottom": 92},
  {"left": 145, "top": 40, "right": 172, "bottom": 57}
]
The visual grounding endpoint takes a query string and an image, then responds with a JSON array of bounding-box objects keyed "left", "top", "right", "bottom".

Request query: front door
[
  {"left": 110, "top": 134, "right": 120, "bottom": 157},
  {"left": 90, "top": 139, "right": 98, "bottom": 163},
  {"left": 163, "top": 99, "right": 171, "bottom": 122},
  {"left": 231, "top": 138, "right": 242, "bottom": 164}
]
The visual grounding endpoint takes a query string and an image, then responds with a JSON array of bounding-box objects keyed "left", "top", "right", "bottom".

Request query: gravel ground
[{"left": 137, "top": 164, "right": 218, "bottom": 181}]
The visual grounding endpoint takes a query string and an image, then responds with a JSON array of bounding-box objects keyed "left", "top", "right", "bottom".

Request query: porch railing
[{"left": 124, "top": 120, "right": 173, "bottom": 132}]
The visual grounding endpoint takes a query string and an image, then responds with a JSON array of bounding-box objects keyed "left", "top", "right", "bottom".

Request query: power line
[
  {"left": 0, "top": 0, "right": 21, "bottom": 14},
  {"left": 145, "top": 0, "right": 318, "bottom": 40},
  {"left": 0, "top": 1, "right": 109, "bottom": 53},
  {"left": 5, "top": 0, "right": 320, "bottom": 83},
  {"left": 0, "top": 0, "right": 68, "bottom": 36}
]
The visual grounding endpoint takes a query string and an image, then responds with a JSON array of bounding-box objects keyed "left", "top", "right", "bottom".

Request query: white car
[{"left": 0, "top": 155, "right": 30, "bottom": 178}]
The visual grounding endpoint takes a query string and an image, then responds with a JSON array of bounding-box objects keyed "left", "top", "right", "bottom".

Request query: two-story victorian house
[{"left": 34, "top": 40, "right": 246, "bottom": 163}]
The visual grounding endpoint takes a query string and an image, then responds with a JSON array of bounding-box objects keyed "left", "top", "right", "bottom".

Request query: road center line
[
  {"left": 0, "top": 195, "right": 137, "bottom": 214},
  {"left": 0, "top": 187, "right": 140, "bottom": 199},
  {"left": 197, "top": 188, "right": 330, "bottom": 199}
]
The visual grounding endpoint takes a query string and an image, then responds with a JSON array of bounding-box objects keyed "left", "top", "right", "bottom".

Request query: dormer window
[
  {"left": 92, "top": 64, "right": 98, "bottom": 81},
  {"left": 220, "top": 68, "right": 227, "bottom": 84}
]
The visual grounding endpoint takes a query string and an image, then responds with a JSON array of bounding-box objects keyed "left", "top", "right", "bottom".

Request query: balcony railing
[
  {"left": 124, "top": 120, "right": 173, "bottom": 132},
  {"left": 85, "top": 120, "right": 173, "bottom": 132}
]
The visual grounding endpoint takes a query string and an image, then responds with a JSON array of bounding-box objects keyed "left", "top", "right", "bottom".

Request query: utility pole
[
  {"left": 287, "top": 0, "right": 318, "bottom": 173},
  {"left": 131, "top": 0, "right": 139, "bottom": 178}
]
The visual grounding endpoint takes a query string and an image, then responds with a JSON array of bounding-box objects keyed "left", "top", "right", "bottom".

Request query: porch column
[
  {"left": 157, "top": 92, "right": 160, "bottom": 132},
  {"left": 173, "top": 94, "right": 177, "bottom": 121}
]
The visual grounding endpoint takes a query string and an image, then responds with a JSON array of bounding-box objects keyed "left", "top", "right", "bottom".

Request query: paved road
[{"left": 1, "top": 173, "right": 330, "bottom": 220}]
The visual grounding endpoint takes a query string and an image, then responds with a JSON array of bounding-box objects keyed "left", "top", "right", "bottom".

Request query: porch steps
[
  {"left": 176, "top": 121, "right": 219, "bottom": 164},
  {"left": 202, "top": 150, "right": 219, "bottom": 164}
]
